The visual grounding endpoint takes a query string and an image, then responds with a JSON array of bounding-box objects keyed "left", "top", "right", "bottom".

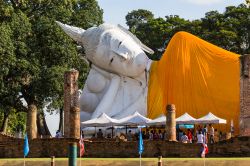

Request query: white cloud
[{"left": 184, "top": 0, "right": 224, "bottom": 5}]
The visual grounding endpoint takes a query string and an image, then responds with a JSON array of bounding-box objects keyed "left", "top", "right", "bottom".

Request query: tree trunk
[
  {"left": 26, "top": 103, "right": 37, "bottom": 139},
  {"left": 0, "top": 113, "right": 9, "bottom": 133},
  {"left": 58, "top": 108, "right": 63, "bottom": 132},
  {"left": 37, "top": 112, "right": 51, "bottom": 138}
]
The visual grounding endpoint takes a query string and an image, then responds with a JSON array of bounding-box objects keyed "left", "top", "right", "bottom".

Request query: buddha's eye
[{"left": 118, "top": 41, "right": 122, "bottom": 47}]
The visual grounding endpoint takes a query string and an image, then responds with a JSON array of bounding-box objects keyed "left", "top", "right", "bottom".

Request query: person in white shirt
[
  {"left": 202, "top": 125, "right": 207, "bottom": 143},
  {"left": 158, "top": 130, "right": 163, "bottom": 140},
  {"left": 197, "top": 131, "right": 204, "bottom": 144},
  {"left": 149, "top": 130, "right": 153, "bottom": 140},
  {"left": 181, "top": 132, "right": 189, "bottom": 143},
  {"left": 127, "top": 130, "right": 133, "bottom": 141}
]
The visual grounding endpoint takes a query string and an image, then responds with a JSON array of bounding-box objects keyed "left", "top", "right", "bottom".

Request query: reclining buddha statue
[{"left": 56, "top": 22, "right": 154, "bottom": 121}]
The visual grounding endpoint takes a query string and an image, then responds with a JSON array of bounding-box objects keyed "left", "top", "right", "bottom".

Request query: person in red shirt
[{"left": 187, "top": 129, "right": 193, "bottom": 143}]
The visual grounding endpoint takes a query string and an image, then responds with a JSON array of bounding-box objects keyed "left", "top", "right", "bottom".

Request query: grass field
[{"left": 1, "top": 158, "right": 250, "bottom": 166}]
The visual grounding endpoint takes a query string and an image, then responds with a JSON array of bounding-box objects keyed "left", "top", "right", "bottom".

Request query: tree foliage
[
  {"left": 126, "top": 4, "right": 250, "bottom": 57},
  {"left": 126, "top": 9, "right": 154, "bottom": 33},
  {"left": 0, "top": 0, "right": 103, "bottom": 136}
]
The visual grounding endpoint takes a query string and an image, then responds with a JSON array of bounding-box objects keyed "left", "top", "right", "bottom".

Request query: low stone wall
[
  {"left": 0, "top": 134, "right": 78, "bottom": 158},
  {"left": 209, "top": 136, "right": 250, "bottom": 157},
  {"left": 1, "top": 133, "right": 250, "bottom": 158},
  {"left": 84, "top": 140, "right": 200, "bottom": 158}
]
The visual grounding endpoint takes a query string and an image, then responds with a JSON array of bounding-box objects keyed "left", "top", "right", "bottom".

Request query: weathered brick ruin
[
  {"left": 240, "top": 54, "right": 250, "bottom": 136},
  {"left": 63, "top": 69, "right": 80, "bottom": 139}
]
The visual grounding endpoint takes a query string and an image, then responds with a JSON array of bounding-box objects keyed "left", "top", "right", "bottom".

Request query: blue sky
[{"left": 97, "top": 0, "right": 245, "bottom": 27}]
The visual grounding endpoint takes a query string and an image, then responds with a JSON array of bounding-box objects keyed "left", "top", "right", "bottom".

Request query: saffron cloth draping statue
[{"left": 56, "top": 21, "right": 154, "bottom": 121}]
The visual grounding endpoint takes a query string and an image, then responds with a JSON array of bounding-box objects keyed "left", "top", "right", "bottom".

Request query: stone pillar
[
  {"left": 165, "top": 104, "right": 176, "bottom": 141},
  {"left": 26, "top": 103, "right": 37, "bottom": 139},
  {"left": 69, "top": 106, "right": 80, "bottom": 138},
  {"left": 64, "top": 69, "right": 80, "bottom": 138},
  {"left": 240, "top": 54, "right": 250, "bottom": 136}
]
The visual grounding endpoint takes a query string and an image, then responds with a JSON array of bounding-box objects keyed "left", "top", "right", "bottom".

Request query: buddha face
[{"left": 91, "top": 28, "right": 148, "bottom": 77}]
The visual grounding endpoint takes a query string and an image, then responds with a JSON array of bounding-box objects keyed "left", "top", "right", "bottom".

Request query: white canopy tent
[
  {"left": 146, "top": 115, "right": 165, "bottom": 125},
  {"left": 117, "top": 112, "right": 151, "bottom": 126},
  {"left": 195, "top": 112, "right": 227, "bottom": 124},
  {"left": 176, "top": 113, "right": 197, "bottom": 124},
  {"left": 81, "top": 113, "right": 119, "bottom": 127},
  {"left": 146, "top": 113, "right": 197, "bottom": 126}
]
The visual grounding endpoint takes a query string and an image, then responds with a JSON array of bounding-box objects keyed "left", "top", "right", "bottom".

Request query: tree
[
  {"left": 129, "top": 15, "right": 192, "bottom": 59},
  {"left": 134, "top": 18, "right": 171, "bottom": 59},
  {"left": 200, "top": 10, "right": 238, "bottom": 51},
  {"left": 0, "top": 0, "right": 103, "bottom": 138},
  {"left": 223, "top": 4, "right": 250, "bottom": 54},
  {"left": 0, "top": 23, "right": 20, "bottom": 133},
  {"left": 126, "top": 9, "right": 154, "bottom": 33},
  {"left": 125, "top": 3, "right": 249, "bottom": 57}
]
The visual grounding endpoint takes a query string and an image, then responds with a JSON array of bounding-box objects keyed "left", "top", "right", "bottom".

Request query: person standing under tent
[
  {"left": 208, "top": 124, "right": 215, "bottom": 143},
  {"left": 97, "top": 129, "right": 104, "bottom": 139},
  {"left": 181, "top": 132, "right": 189, "bottom": 143},
  {"left": 178, "top": 129, "right": 184, "bottom": 142},
  {"left": 158, "top": 130, "right": 163, "bottom": 140},
  {"left": 149, "top": 130, "right": 153, "bottom": 140},
  {"left": 55, "top": 130, "right": 62, "bottom": 138},
  {"left": 145, "top": 130, "right": 150, "bottom": 139},
  {"left": 81, "top": 130, "right": 84, "bottom": 139},
  {"left": 214, "top": 129, "right": 219, "bottom": 143},
  {"left": 187, "top": 129, "right": 193, "bottom": 143},
  {"left": 202, "top": 125, "right": 207, "bottom": 143},
  {"left": 197, "top": 131, "right": 204, "bottom": 144},
  {"left": 127, "top": 130, "right": 133, "bottom": 141}
]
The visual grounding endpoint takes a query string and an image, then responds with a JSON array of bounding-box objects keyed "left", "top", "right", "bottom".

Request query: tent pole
[
  {"left": 111, "top": 126, "right": 114, "bottom": 138},
  {"left": 95, "top": 126, "right": 96, "bottom": 137}
]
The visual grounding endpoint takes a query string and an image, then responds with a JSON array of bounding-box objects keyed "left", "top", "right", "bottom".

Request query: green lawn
[{"left": 1, "top": 158, "right": 250, "bottom": 166}]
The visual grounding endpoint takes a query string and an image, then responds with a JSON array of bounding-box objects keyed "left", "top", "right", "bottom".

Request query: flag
[
  {"left": 79, "top": 135, "right": 85, "bottom": 157},
  {"left": 201, "top": 143, "right": 208, "bottom": 158},
  {"left": 138, "top": 128, "right": 144, "bottom": 155},
  {"left": 23, "top": 134, "right": 29, "bottom": 157}
]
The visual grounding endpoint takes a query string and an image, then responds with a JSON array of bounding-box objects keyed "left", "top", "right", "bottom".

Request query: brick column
[
  {"left": 64, "top": 69, "right": 80, "bottom": 138},
  {"left": 240, "top": 54, "right": 250, "bottom": 136},
  {"left": 165, "top": 104, "right": 176, "bottom": 141},
  {"left": 69, "top": 106, "right": 80, "bottom": 138}
]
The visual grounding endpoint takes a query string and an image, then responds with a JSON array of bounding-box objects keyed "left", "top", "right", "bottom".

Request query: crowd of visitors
[
  {"left": 178, "top": 124, "right": 222, "bottom": 144},
  {"left": 78, "top": 124, "right": 225, "bottom": 144},
  {"left": 85, "top": 129, "right": 167, "bottom": 141}
]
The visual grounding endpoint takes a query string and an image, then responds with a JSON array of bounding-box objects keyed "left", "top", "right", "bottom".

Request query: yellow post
[
  {"left": 51, "top": 156, "right": 55, "bottom": 166},
  {"left": 158, "top": 156, "right": 162, "bottom": 166}
]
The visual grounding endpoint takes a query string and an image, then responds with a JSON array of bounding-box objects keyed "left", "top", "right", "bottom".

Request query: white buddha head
[{"left": 56, "top": 22, "right": 154, "bottom": 77}]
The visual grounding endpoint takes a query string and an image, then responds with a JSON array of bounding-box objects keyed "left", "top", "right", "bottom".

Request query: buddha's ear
[
  {"left": 117, "top": 24, "right": 154, "bottom": 55},
  {"left": 56, "top": 21, "right": 85, "bottom": 44}
]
